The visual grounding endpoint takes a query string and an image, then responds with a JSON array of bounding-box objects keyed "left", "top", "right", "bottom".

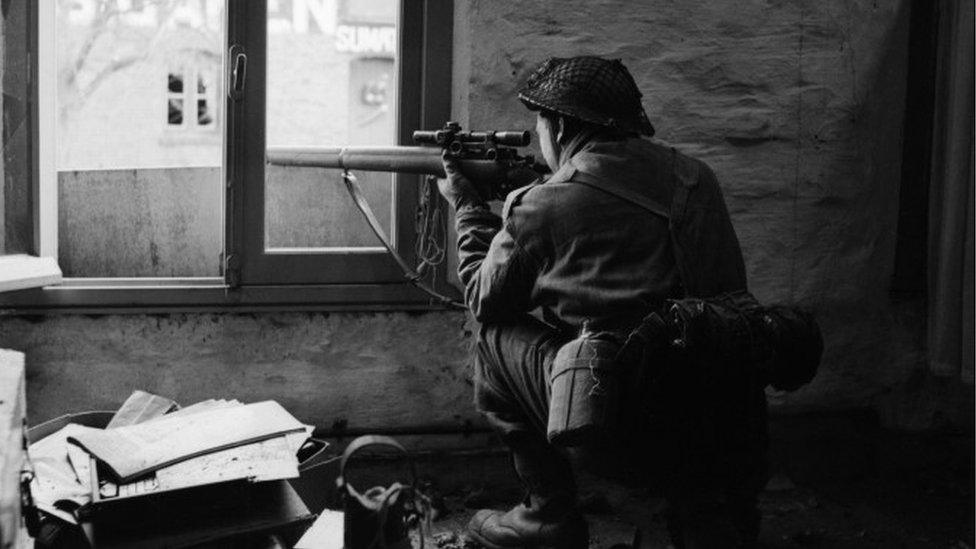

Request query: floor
[
  {"left": 407, "top": 432, "right": 974, "bottom": 549},
  {"left": 424, "top": 469, "right": 973, "bottom": 548},
  {"left": 15, "top": 429, "right": 973, "bottom": 548}
]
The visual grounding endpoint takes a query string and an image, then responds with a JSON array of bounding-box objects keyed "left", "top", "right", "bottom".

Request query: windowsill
[
  {"left": 0, "top": 279, "right": 460, "bottom": 315},
  {"left": 0, "top": 255, "right": 63, "bottom": 293}
]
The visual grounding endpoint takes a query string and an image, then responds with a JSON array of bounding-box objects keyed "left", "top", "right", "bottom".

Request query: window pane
[
  {"left": 169, "top": 98, "right": 184, "bottom": 125},
  {"left": 54, "top": 0, "right": 225, "bottom": 277},
  {"left": 265, "top": 0, "right": 397, "bottom": 250},
  {"left": 197, "top": 99, "right": 212, "bottom": 126},
  {"left": 168, "top": 72, "right": 184, "bottom": 93}
]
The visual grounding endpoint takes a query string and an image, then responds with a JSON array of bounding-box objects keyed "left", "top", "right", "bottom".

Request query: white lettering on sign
[
  {"left": 335, "top": 25, "right": 396, "bottom": 56},
  {"left": 269, "top": 0, "right": 337, "bottom": 35},
  {"left": 294, "top": 0, "right": 336, "bottom": 34}
]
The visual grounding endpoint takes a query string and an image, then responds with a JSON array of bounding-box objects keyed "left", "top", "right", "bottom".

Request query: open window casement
[{"left": 0, "top": 255, "right": 62, "bottom": 294}]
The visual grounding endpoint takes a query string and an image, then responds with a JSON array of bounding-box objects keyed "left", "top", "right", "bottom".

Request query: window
[
  {"left": 167, "top": 66, "right": 217, "bottom": 129},
  {"left": 2, "top": 0, "right": 453, "bottom": 310},
  {"left": 168, "top": 71, "right": 186, "bottom": 126}
]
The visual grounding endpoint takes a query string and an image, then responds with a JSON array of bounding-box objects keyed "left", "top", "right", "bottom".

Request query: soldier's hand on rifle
[{"left": 439, "top": 150, "right": 485, "bottom": 209}]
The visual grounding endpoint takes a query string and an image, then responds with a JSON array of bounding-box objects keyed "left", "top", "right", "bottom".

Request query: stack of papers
[
  {"left": 69, "top": 399, "right": 308, "bottom": 482},
  {"left": 28, "top": 391, "right": 317, "bottom": 525}
]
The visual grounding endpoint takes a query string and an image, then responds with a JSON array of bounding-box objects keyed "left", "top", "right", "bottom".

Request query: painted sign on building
[{"left": 334, "top": 24, "right": 395, "bottom": 56}]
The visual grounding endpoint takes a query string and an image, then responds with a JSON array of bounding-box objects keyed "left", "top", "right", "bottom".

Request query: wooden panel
[{"left": 0, "top": 350, "right": 26, "bottom": 549}]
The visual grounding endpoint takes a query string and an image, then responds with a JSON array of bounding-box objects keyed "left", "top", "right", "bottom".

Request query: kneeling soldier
[{"left": 438, "top": 56, "right": 767, "bottom": 548}]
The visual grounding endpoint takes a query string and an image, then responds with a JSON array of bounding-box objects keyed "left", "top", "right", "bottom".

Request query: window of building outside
[
  {"left": 20, "top": 0, "right": 450, "bottom": 308},
  {"left": 167, "top": 67, "right": 217, "bottom": 129}
]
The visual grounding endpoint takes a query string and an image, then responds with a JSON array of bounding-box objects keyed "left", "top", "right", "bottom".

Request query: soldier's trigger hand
[{"left": 439, "top": 150, "right": 486, "bottom": 209}]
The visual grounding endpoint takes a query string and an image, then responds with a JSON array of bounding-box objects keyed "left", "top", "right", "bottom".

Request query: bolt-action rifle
[
  {"left": 265, "top": 122, "right": 545, "bottom": 308},
  {"left": 266, "top": 121, "right": 545, "bottom": 201}
]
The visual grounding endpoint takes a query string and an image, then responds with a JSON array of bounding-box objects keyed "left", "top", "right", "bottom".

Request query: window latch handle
[{"left": 230, "top": 50, "right": 247, "bottom": 100}]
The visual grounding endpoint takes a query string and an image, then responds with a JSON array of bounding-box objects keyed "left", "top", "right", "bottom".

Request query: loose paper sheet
[
  {"left": 28, "top": 424, "right": 93, "bottom": 524},
  {"left": 295, "top": 509, "right": 344, "bottom": 549},
  {"left": 147, "top": 399, "right": 242, "bottom": 422},
  {"left": 106, "top": 390, "right": 178, "bottom": 428}
]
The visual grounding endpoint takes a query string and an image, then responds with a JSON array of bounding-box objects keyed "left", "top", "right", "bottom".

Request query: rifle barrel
[
  {"left": 266, "top": 146, "right": 520, "bottom": 185},
  {"left": 267, "top": 146, "right": 447, "bottom": 176}
]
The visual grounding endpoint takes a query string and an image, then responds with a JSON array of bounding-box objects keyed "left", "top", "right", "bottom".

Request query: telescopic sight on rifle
[{"left": 413, "top": 121, "right": 531, "bottom": 158}]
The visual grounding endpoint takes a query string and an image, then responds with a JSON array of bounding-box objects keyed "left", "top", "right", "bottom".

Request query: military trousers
[{"left": 472, "top": 315, "right": 768, "bottom": 548}]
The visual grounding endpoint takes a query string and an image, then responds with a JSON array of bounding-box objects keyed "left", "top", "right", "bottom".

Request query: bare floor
[
  {"left": 425, "top": 471, "right": 973, "bottom": 548},
  {"left": 414, "top": 434, "right": 974, "bottom": 549}
]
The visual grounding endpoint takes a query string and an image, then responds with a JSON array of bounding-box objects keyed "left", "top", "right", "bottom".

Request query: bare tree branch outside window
[{"left": 56, "top": 0, "right": 222, "bottom": 126}]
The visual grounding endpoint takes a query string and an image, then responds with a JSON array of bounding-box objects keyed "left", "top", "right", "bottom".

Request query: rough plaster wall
[
  {"left": 452, "top": 0, "right": 966, "bottom": 428},
  {"left": 0, "top": 312, "right": 475, "bottom": 429}
]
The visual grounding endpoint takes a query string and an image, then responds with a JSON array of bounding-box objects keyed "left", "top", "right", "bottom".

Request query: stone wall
[{"left": 2, "top": 312, "right": 476, "bottom": 433}]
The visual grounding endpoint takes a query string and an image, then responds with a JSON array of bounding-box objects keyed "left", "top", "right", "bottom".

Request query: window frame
[{"left": 0, "top": 0, "right": 456, "bottom": 313}]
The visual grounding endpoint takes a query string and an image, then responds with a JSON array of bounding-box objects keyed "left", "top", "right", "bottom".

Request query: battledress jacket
[{"left": 454, "top": 135, "right": 747, "bottom": 333}]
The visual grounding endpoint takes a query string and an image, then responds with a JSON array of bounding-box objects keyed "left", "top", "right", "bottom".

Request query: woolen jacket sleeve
[{"left": 454, "top": 190, "right": 543, "bottom": 323}]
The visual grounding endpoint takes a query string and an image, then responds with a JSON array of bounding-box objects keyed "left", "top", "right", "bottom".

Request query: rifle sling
[{"left": 342, "top": 170, "right": 464, "bottom": 309}]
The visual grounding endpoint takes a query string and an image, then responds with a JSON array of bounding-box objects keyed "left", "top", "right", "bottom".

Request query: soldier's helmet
[{"left": 517, "top": 56, "right": 655, "bottom": 137}]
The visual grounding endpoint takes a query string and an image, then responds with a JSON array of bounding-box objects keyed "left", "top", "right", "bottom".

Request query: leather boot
[{"left": 466, "top": 437, "right": 589, "bottom": 549}]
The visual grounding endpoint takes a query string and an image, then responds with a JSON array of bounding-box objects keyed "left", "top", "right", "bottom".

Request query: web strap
[{"left": 342, "top": 170, "right": 464, "bottom": 309}]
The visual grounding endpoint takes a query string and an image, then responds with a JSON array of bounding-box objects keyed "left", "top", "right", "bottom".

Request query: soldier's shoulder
[
  {"left": 502, "top": 182, "right": 541, "bottom": 219},
  {"left": 501, "top": 174, "right": 582, "bottom": 223},
  {"left": 654, "top": 142, "right": 717, "bottom": 189}
]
